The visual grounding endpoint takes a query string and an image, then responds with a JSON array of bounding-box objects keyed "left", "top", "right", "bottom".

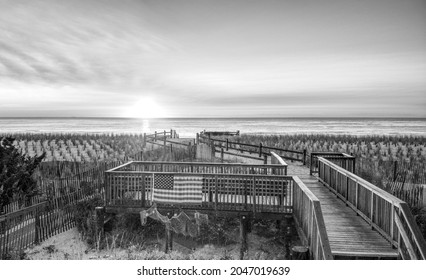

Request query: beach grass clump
[
  {"left": 0, "top": 132, "right": 145, "bottom": 163},
  {"left": 221, "top": 134, "right": 426, "bottom": 183}
]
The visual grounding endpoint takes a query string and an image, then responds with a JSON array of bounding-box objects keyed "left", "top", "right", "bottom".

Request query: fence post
[
  {"left": 143, "top": 133, "right": 146, "bottom": 148},
  {"left": 239, "top": 215, "right": 249, "bottom": 260},
  {"left": 226, "top": 139, "right": 229, "bottom": 151},
  {"left": 154, "top": 131, "right": 157, "bottom": 141},
  {"left": 210, "top": 140, "right": 215, "bottom": 159},
  {"left": 259, "top": 143, "right": 262, "bottom": 157},
  {"left": 196, "top": 133, "right": 199, "bottom": 144},
  {"left": 303, "top": 149, "right": 307, "bottom": 165},
  {"left": 170, "top": 129, "right": 173, "bottom": 138},
  {"left": 393, "top": 161, "right": 398, "bottom": 181},
  {"left": 221, "top": 147, "right": 224, "bottom": 163},
  {"left": 95, "top": 206, "right": 105, "bottom": 242}
]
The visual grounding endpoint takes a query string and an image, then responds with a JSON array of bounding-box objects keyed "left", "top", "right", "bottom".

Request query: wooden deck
[
  {"left": 102, "top": 146, "right": 426, "bottom": 259},
  {"left": 298, "top": 174, "right": 398, "bottom": 258}
]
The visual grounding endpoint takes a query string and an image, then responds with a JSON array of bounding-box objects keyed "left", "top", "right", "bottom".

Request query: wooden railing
[
  {"left": 271, "top": 152, "right": 288, "bottom": 175},
  {"left": 105, "top": 171, "right": 293, "bottom": 214},
  {"left": 198, "top": 134, "right": 306, "bottom": 164},
  {"left": 145, "top": 129, "right": 177, "bottom": 141},
  {"left": 317, "top": 157, "right": 426, "bottom": 260},
  {"left": 144, "top": 129, "right": 196, "bottom": 159},
  {"left": 310, "top": 152, "right": 355, "bottom": 175},
  {"left": 109, "top": 161, "right": 287, "bottom": 176},
  {"left": 292, "top": 177, "right": 333, "bottom": 260}
]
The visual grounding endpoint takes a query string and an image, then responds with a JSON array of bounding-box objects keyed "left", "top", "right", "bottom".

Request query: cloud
[{"left": 0, "top": 0, "right": 425, "bottom": 117}]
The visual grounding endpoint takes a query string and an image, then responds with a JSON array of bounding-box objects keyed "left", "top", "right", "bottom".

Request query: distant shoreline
[
  {"left": 1, "top": 118, "right": 425, "bottom": 137},
  {"left": 0, "top": 117, "right": 425, "bottom": 120}
]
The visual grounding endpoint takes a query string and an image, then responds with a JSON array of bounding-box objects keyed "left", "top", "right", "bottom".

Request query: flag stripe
[{"left": 153, "top": 174, "right": 203, "bottom": 204}]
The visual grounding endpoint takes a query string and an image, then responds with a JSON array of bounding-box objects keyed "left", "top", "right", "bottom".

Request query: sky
[{"left": 0, "top": 0, "right": 425, "bottom": 118}]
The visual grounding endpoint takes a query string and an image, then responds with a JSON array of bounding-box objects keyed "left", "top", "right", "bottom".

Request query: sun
[{"left": 126, "top": 97, "right": 166, "bottom": 119}]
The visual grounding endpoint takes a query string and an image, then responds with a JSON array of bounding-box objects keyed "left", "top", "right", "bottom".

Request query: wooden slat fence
[
  {"left": 0, "top": 190, "right": 101, "bottom": 259},
  {"left": 198, "top": 133, "right": 307, "bottom": 164},
  {"left": 317, "top": 157, "right": 426, "bottom": 260}
]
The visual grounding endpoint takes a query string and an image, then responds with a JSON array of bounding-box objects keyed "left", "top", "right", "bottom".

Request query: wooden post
[
  {"left": 95, "top": 207, "right": 105, "bottom": 242},
  {"left": 154, "top": 131, "right": 157, "bottom": 141},
  {"left": 211, "top": 141, "right": 215, "bottom": 159},
  {"left": 196, "top": 133, "right": 199, "bottom": 144},
  {"left": 164, "top": 225, "right": 170, "bottom": 253},
  {"left": 259, "top": 143, "right": 262, "bottom": 157},
  {"left": 264, "top": 154, "right": 268, "bottom": 164},
  {"left": 303, "top": 149, "right": 307, "bottom": 165},
  {"left": 164, "top": 211, "right": 173, "bottom": 253},
  {"left": 370, "top": 192, "right": 374, "bottom": 228},
  {"left": 239, "top": 215, "right": 249, "bottom": 260},
  {"left": 163, "top": 131, "right": 167, "bottom": 147},
  {"left": 291, "top": 246, "right": 309, "bottom": 260},
  {"left": 141, "top": 174, "right": 146, "bottom": 207},
  {"left": 393, "top": 161, "right": 398, "bottom": 181},
  {"left": 170, "top": 129, "right": 173, "bottom": 138},
  {"left": 214, "top": 175, "right": 218, "bottom": 211},
  {"left": 143, "top": 133, "right": 146, "bottom": 148},
  {"left": 226, "top": 139, "right": 229, "bottom": 151},
  {"left": 221, "top": 147, "right": 224, "bottom": 163}
]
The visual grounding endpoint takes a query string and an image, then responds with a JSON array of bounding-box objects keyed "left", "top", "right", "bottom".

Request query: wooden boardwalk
[
  {"left": 243, "top": 158, "right": 398, "bottom": 259},
  {"left": 298, "top": 174, "right": 398, "bottom": 259},
  {"left": 102, "top": 136, "right": 426, "bottom": 259}
]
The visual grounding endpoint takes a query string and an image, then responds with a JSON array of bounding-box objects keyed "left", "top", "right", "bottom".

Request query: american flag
[{"left": 152, "top": 174, "right": 203, "bottom": 205}]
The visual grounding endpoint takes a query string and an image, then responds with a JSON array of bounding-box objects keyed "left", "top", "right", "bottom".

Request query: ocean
[{"left": 0, "top": 118, "right": 425, "bottom": 138}]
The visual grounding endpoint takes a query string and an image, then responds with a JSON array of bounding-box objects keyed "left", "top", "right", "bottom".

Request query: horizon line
[{"left": 0, "top": 116, "right": 425, "bottom": 120}]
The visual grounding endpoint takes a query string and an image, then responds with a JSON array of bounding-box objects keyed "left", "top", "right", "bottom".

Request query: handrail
[
  {"left": 106, "top": 161, "right": 134, "bottom": 172},
  {"left": 310, "top": 152, "right": 355, "bottom": 175},
  {"left": 106, "top": 161, "right": 287, "bottom": 176},
  {"left": 115, "top": 161, "right": 286, "bottom": 169},
  {"left": 292, "top": 177, "right": 333, "bottom": 260},
  {"left": 317, "top": 157, "right": 426, "bottom": 260},
  {"left": 270, "top": 152, "right": 288, "bottom": 166},
  {"left": 270, "top": 152, "right": 288, "bottom": 175},
  {"left": 198, "top": 134, "right": 306, "bottom": 163}
]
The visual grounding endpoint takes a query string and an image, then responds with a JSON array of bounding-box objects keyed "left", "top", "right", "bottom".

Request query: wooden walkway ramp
[{"left": 298, "top": 173, "right": 398, "bottom": 259}]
